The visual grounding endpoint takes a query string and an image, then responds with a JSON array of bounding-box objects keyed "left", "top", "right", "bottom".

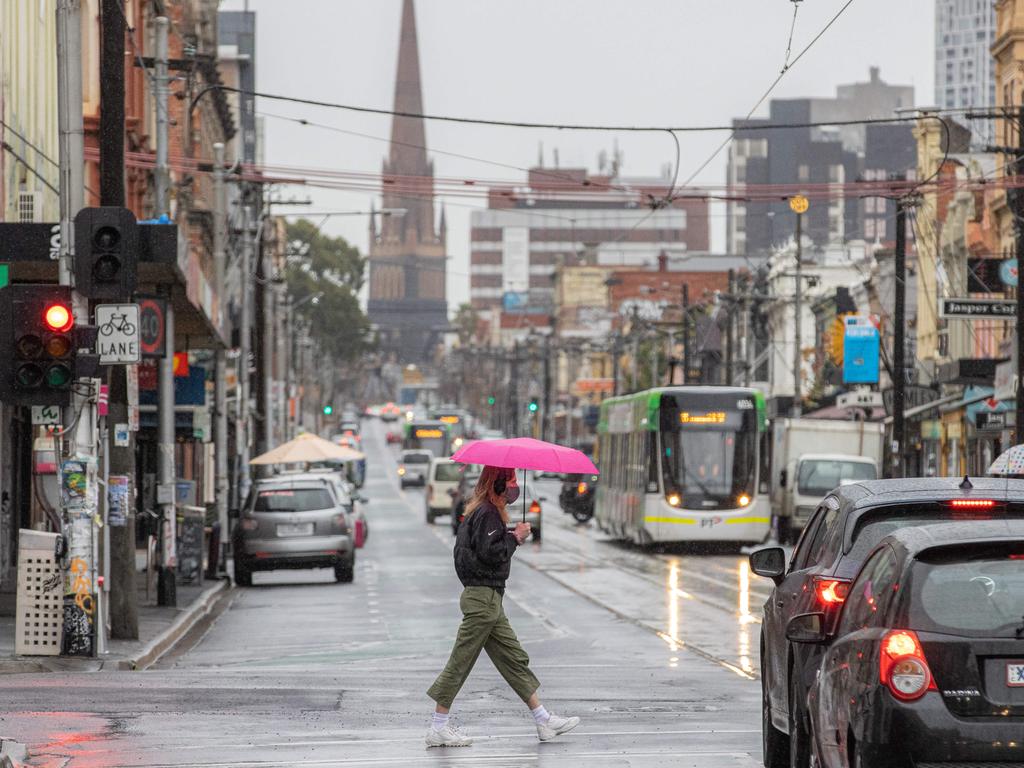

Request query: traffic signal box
[
  {"left": 0, "top": 285, "right": 77, "bottom": 407},
  {"left": 528, "top": 398, "right": 539, "bottom": 413},
  {"left": 74, "top": 206, "right": 138, "bottom": 300}
]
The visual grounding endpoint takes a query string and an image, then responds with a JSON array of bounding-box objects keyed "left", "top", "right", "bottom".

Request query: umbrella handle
[{"left": 523, "top": 469, "right": 527, "bottom": 524}]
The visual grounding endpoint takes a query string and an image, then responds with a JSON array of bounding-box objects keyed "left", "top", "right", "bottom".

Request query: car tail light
[
  {"left": 948, "top": 499, "right": 996, "bottom": 509},
  {"left": 577, "top": 482, "right": 588, "bottom": 495},
  {"left": 240, "top": 518, "right": 258, "bottom": 531},
  {"left": 880, "top": 629, "right": 937, "bottom": 701},
  {"left": 813, "top": 578, "right": 851, "bottom": 605},
  {"left": 529, "top": 500, "right": 541, "bottom": 515}
]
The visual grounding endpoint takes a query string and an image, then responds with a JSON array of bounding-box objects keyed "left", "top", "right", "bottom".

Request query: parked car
[
  {"left": 399, "top": 449, "right": 433, "bottom": 488},
  {"left": 559, "top": 473, "right": 598, "bottom": 523},
  {"left": 799, "top": 519, "right": 1024, "bottom": 767},
  {"left": 233, "top": 475, "right": 356, "bottom": 587},
  {"left": 294, "top": 468, "right": 370, "bottom": 547},
  {"left": 749, "top": 477, "right": 1024, "bottom": 768}
]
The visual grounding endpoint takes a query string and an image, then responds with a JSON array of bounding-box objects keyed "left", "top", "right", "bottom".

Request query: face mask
[{"left": 504, "top": 486, "right": 520, "bottom": 504}]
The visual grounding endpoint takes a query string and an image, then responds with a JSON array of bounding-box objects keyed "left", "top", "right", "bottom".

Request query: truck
[{"left": 770, "top": 418, "right": 885, "bottom": 543}]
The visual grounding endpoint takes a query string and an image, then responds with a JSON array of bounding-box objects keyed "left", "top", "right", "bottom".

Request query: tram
[{"left": 594, "top": 386, "right": 770, "bottom": 545}]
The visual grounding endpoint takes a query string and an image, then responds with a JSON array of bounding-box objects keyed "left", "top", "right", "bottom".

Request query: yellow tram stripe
[{"left": 724, "top": 517, "right": 770, "bottom": 525}]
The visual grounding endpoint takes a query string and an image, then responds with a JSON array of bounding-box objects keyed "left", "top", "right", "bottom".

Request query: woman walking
[{"left": 426, "top": 465, "right": 580, "bottom": 748}]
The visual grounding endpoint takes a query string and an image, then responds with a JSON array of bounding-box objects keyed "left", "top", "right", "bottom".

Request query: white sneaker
[
  {"left": 537, "top": 713, "right": 580, "bottom": 742},
  {"left": 425, "top": 724, "right": 473, "bottom": 748}
]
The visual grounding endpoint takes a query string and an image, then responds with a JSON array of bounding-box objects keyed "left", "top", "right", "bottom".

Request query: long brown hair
[{"left": 464, "top": 465, "right": 513, "bottom": 523}]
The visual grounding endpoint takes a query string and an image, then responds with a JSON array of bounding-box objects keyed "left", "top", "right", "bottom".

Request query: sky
[{"left": 219, "top": 0, "right": 936, "bottom": 313}]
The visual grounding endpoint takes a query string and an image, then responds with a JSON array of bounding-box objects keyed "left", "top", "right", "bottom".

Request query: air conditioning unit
[{"left": 17, "top": 190, "right": 41, "bottom": 223}]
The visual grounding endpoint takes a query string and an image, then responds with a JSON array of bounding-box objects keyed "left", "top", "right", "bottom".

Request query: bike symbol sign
[{"left": 95, "top": 304, "right": 141, "bottom": 364}]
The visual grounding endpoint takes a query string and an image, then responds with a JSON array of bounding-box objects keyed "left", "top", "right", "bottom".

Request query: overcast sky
[{"left": 219, "top": 0, "right": 936, "bottom": 312}]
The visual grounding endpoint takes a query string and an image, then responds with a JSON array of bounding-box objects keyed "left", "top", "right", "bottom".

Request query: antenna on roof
[{"left": 959, "top": 475, "right": 973, "bottom": 490}]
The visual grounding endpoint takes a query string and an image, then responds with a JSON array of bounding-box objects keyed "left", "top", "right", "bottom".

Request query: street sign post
[
  {"left": 940, "top": 298, "right": 1016, "bottom": 318},
  {"left": 95, "top": 304, "right": 141, "bottom": 364}
]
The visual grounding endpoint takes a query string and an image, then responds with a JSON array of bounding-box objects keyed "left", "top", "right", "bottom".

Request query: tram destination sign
[{"left": 940, "top": 298, "right": 1016, "bottom": 319}]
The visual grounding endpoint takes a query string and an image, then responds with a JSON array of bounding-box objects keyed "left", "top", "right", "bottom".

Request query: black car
[
  {"left": 749, "top": 477, "right": 1024, "bottom": 768},
  {"left": 559, "top": 473, "right": 598, "bottom": 523},
  {"left": 796, "top": 519, "right": 1024, "bottom": 767}
]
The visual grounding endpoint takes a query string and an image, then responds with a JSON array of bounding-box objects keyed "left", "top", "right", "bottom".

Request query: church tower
[{"left": 368, "top": 0, "right": 448, "bottom": 364}]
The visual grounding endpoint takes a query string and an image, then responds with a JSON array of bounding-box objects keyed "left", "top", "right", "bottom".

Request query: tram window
[{"left": 647, "top": 433, "right": 659, "bottom": 492}]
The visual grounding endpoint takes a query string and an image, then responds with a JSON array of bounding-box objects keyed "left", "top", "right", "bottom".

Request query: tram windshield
[{"left": 660, "top": 393, "right": 757, "bottom": 508}]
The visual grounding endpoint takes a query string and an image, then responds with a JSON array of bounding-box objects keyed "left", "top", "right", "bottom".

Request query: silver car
[
  {"left": 233, "top": 476, "right": 355, "bottom": 586},
  {"left": 398, "top": 449, "right": 432, "bottom": 488}
]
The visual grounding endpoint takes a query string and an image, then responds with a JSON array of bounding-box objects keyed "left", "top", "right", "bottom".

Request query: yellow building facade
[{"left": 0, "top": 0, "right": 60, "bottom": 224}]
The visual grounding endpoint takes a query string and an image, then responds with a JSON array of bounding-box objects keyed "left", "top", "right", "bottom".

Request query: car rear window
[
  {"left": 433, "top": 463, "right": 462, "bottom": 482},
  {"left": 906, "top": 546, "right": 1024, "bottom": 638},
  {"left": 848, "top": 505, "right": 1024, "bottom": 561},
  {"left": 404, "top": 454, "right": 430, "bottom": 464},
  {"left": 254, "top": 488, "right": 334, "bottom": 512}
]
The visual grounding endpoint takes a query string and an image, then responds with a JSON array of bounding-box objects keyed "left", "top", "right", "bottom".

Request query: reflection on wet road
[{"left": 1, "top": 422, "right": 762, "bottom": 767}]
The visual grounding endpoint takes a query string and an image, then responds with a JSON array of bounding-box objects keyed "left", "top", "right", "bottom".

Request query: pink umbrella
[
  {"left": 451, "top": 437, "right": 599, "bottom": 475},
  {"left": 451, "top": 438, "right": 599, "bottom": 523}
]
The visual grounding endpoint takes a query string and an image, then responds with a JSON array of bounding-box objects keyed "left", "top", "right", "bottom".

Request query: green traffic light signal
[
  {"left": 528, "top": 400, "right": 538, "bottom": 413},
  {"left": 323, "top": 405, "right": 333, "bottom": 416},
  {"left": 487, "top": 396, "right": 496, "bottom": 406}
]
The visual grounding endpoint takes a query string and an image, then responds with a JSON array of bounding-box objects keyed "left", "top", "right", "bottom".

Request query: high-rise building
[
  {"left": 368, "top": 0, "right": 448, "bottom": 364},
  {"left": 727, "top": 68, "right": 916, "bottom": 257},
  {"left": 469, "top": 166, "right": 711, "bottom": 312},
  {"left": 935, "top": 0, "right": 995, "bottom": 144}
]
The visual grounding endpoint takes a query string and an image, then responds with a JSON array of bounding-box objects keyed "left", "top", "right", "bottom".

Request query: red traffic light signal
[
  {"left": 44, "top": 303, "right": 73, "bottom": 332},
  {"left": 0, "top": 285, "right": 77, "bottom": 407}
]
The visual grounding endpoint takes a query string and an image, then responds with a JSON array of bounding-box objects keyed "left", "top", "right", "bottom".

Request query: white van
[{"left": 426, "top": 458, "right": 463, "bottom": 524}]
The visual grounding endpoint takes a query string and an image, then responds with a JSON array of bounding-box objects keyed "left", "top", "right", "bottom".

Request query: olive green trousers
[{"left": 427, "top": 586, "right": 541, "bottom": 709}]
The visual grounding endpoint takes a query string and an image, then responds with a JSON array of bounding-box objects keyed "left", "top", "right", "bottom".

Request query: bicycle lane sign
[{"left": 96, "top": 303, "right": 141, "bottom": 364}]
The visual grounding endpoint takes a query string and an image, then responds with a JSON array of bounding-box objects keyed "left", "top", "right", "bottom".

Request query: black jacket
[{"left": 454, "top": 501, "right": 519, "bottom": 592}]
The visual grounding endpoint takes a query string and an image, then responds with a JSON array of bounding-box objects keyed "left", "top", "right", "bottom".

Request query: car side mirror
[
  {"left": 786, "top": 612, "right": 828, "bottom": 644},
  {"left": 779, "top": 469, "right": 787, "bottom": 488},
  {"left": 749, "top": 547, "right": 786, "bottom": 584}
]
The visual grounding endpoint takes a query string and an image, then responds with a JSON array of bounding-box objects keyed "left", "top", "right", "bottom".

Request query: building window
[
  {"left": 798, "top": 164, "right": 810, "bottom": 182},
  {"left": 865, "top": 218, "right": 876, "bottom": 239}
]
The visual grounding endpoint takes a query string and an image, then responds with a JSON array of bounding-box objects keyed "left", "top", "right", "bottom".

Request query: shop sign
[
  {"left": 940, "top": 298, "right": 1016, "bottom": 318},
  {"left": 977, "top": 412, "right": 1008, "bottom": 430}
]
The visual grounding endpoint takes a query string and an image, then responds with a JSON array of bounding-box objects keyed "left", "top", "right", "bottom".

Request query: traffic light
[
  {"left": 74, "top": 207, "right": 139, "bottom": 300},
  {"left": 528, "top": 398, "right": 539, "bottom": 413},
  {"left": 323, "top": 405, "right": 334, "bottom": 416},
  {"left": 0, "top": 285, "right": 77, "bottom": 407},
  {"left": 487, "top": 396, "right": 496, "bottom": 406}
]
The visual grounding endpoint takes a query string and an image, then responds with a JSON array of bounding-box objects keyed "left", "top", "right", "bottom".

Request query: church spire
[{"left": 389, "top": 0, "right": 428, "bottom": 175}]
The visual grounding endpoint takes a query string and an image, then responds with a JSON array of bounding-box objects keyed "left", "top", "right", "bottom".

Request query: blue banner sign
[{"left": 843, "top": 318, "right": 880, "bottom": 384}]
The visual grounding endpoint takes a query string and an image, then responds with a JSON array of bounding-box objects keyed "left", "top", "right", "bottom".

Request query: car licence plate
[
  {"left": 277, "top": 523, "right": 313, "bottom": 537},
  {"left": 1007, "top": 663, "right": 1024, "bottom": 687}
]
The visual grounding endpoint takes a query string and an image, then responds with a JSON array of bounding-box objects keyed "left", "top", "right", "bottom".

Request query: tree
[
  {"left": 452, "top": 302, "right": 480, "bottom": 345},
  {"left": 284, "top": 220, "right": 371, "bottom": 365}
]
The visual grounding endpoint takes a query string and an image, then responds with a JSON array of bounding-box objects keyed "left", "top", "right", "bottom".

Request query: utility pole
[
  {"left": 725, "top": 269, "right": 735, "bottom": 386},
  {"left": 789, "top": 195, "right": 809, "bottom": 417},
  {"left": 154, "top": 16, "right": 170, "bottom": 217},
  {"left": 892, "top": 196, "right": 908, "bottom": 479},
  {"left": 212, "top": 142, "right": 229, "bottom": 573},
  {"left": 542, "top": 332, "right": 551, "bottom": 442},
  {"left": 509, "top": 342, "right": 520, "bottom": 436},
  {"left": 681, "top": 284, "right": 690, "bottom": 384},
  {"left": 237, "top": 205, "right": 253, "bottom": 502}
]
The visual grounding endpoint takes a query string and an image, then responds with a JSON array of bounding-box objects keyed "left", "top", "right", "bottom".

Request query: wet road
[{"left": 1, "top": 422, "right": 768, "bottom": 767}]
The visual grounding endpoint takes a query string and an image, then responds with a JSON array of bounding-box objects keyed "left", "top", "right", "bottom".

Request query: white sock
[
  {"left": 431, "top": 712, "right": 450, "bottom": 731},
  {"left": 531, "top": 705, "right": 550, "bottom": 725}
]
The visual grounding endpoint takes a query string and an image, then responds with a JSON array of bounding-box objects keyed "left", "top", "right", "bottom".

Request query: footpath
[{"left": 0, "top": 576, "right": 230, "bottom": 674}]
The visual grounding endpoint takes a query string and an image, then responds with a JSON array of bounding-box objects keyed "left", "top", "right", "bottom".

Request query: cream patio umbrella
[{"left": 249, "top": 432, "right": 365, "bottom": 465}]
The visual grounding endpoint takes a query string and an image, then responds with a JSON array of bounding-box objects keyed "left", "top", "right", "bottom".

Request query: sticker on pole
[
  {"left": 95, "top": 304, "right": 141, "bottom": 364},
  {"left": 31, "top": 405, "right": 61, "bottom": 426}
]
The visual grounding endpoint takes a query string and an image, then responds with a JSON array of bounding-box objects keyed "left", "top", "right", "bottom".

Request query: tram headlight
[
  {"left": 667, "top": 493, "right": 681, "bottom": 507},
  {"left": 737, "top": 494, "right": 751, "bottom": 507}
]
